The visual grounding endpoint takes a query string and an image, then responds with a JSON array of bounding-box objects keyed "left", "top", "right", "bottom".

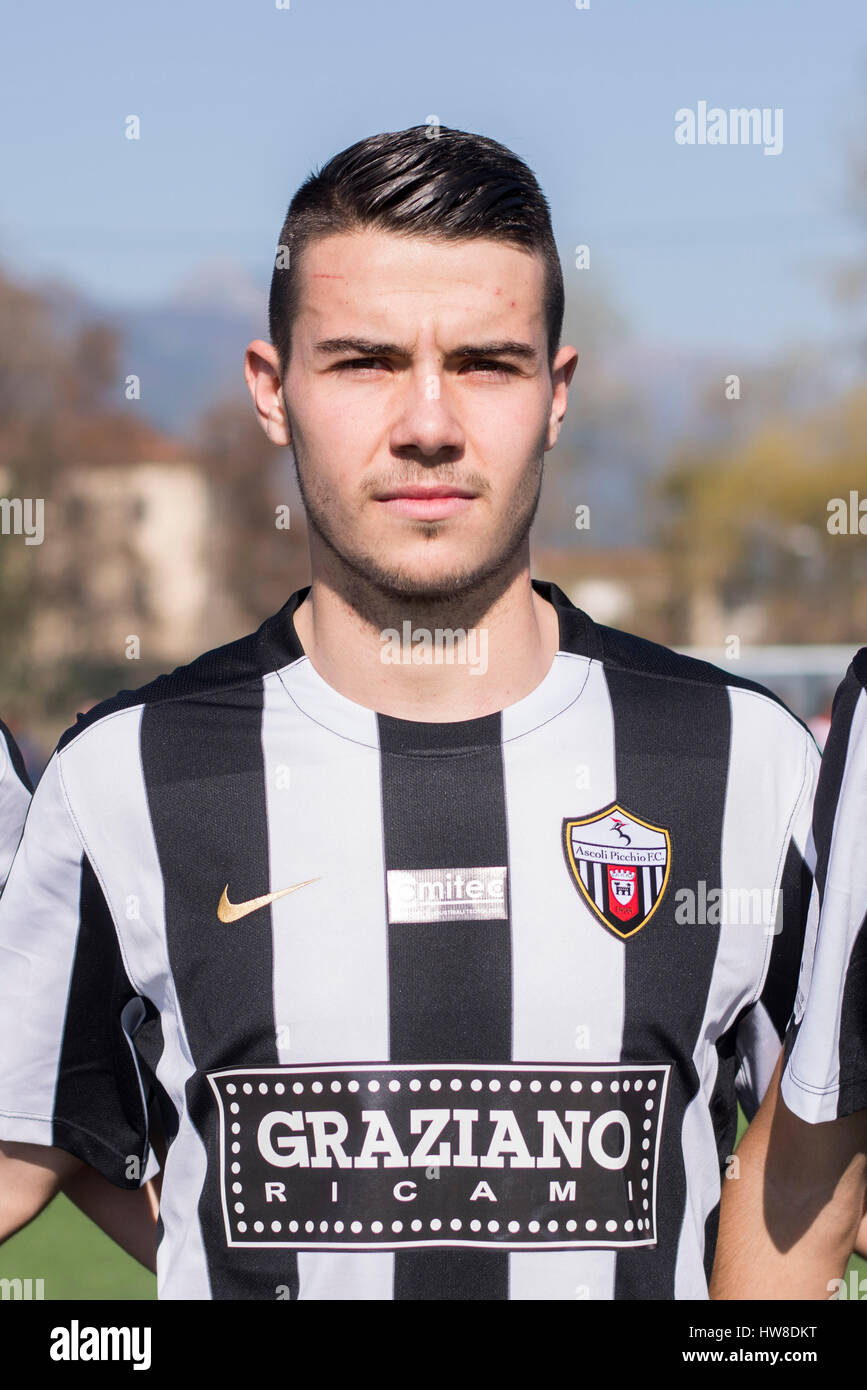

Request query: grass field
[{"left": 0, "top": 1193, "right": 156, "bottom": 1299}]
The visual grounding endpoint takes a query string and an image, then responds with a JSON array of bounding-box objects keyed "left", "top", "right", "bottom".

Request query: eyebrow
[{"left": 312, "top": 336, "right": 538, "bottom": 362}]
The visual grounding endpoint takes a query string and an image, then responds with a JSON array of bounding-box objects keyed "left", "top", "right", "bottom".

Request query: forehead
[{"left": 294, "top": 228, "right": 546, "bottom": 337}]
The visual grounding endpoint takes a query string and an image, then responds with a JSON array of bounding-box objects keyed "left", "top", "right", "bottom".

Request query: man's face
[{"left": 253, "top": 228, "right": 576, "bottom": 601}]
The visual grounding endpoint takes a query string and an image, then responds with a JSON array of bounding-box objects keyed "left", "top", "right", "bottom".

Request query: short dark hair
[{"left": 268, "top": 124, "right": 564, "bottom": 375}]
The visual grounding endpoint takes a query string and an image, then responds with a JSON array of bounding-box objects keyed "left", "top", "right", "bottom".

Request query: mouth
[{"left": 374, "top": 485, "right": 479, "bottom": 521}]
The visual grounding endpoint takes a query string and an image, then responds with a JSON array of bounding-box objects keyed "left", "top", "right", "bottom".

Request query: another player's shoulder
[
  {"left": 843, "top": 646, "right": 867, "bottom": 701},
  {"left": 56, "top": 594, "right": 305, "bottom": 756},
  {"left": 821, "top": 646, "right": 867, "bottom": 771},
  {"left": 0, "top": 717, "right": 34, "bottom": 794}
]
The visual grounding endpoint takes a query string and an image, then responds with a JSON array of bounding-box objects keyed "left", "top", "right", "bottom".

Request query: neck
[{"left": 290, "top": 555, "right": 560, "bottom": 723}]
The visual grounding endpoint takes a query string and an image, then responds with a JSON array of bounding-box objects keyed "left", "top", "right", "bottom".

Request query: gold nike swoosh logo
[{"left": 217, "top": 878, "right": 320, "bottom": 923}]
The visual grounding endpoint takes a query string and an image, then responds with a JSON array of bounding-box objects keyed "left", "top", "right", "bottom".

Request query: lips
[
  {"left": 377, "top": 497, "right": 475, "bottom": 519},
  {"left": 375, "top": 486, "right": 478, "bottom": 501},
  {"left": 374, "top": 484, "right": 479, "bottom": 520}
]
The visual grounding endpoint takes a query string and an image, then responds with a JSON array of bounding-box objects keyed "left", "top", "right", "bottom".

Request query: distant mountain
[
  {"left": 118, "top": 291, "right": 265, "bottom": 433},
  {"left": 40, "top": 259, "right": 270, "bottom": 435}
]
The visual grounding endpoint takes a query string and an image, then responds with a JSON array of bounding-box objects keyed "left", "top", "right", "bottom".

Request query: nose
[{"left": 388, "top": 364, "right": 465, "bottom": 462}]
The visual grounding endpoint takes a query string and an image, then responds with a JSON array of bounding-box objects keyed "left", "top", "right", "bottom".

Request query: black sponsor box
[{"left": 208, "top": 1062, "right": 670, "bottom": 1252}]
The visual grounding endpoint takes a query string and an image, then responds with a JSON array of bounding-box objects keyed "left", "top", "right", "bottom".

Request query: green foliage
[{"left": 655, "top": 388, "right": 867, "bottom": 642}]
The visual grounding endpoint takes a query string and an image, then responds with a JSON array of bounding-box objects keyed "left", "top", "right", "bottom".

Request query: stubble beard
[{"left": 290, "top": 444, "right": 545, "bottom": 627}]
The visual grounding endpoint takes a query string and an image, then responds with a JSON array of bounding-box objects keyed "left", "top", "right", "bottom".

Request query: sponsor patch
[
  {"left": 386, "top": 865, "right": 508, "bottom": 923},
  {"left": 208, "top": 1062, "right": 670, "bottom": 1251},
  {"left": 563, "top": 803, "right": 671, "bottom": 939}
]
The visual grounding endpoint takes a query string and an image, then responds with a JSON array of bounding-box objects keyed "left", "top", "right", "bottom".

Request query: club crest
[{"left": 562, "top": 803, "right": 671, "bottom": 939}]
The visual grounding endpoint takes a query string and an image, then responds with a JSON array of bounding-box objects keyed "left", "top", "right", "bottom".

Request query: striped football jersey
[
  {"left": 0, "top": 717, "right": 32, "bottom": 892},
  {"left": 782, "top": 647, "right": 867, "bottom": 1122},
  {"left": 0, "top": 580, "right": 820, "bottom": 1299}
]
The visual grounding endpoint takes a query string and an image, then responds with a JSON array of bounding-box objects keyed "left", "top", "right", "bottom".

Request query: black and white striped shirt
[
  {"left": 0, "top": 580, "right": 819, "bottom": 1300},
  {"left": 0, "top": 718, "right": 32, "bottom": 892},
  {"left": 782, "top": 647, "right": 867, "bottom": 1123}
]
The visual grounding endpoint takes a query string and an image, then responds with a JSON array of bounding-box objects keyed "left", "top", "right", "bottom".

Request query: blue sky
[{"left": 1, "top": 0, "right": 864, "bottom": 356}]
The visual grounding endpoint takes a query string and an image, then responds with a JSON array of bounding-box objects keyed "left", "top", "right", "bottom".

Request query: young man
[
  {"left": 712, "top": 649, "right": 867, "bottom": 1299},
  {"left": 0, "top": 125, "right": 820, "bottom": 1300}
]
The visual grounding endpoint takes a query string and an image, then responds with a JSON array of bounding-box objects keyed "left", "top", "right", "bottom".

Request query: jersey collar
[{"left": 262, "top": 578, "right": 601, "bottom": 749}]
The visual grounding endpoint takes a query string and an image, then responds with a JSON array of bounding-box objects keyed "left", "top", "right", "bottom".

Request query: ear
[
  {"left": 244, "top": 339, "right": 291, "bottom": 446},
  {"left": 545, "top": 344, "right": 579, "bottom": 451}
]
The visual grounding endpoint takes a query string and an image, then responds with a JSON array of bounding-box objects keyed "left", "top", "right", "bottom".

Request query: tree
[{"left": 655, "top": 388, "right": 867, "bottom": 643}]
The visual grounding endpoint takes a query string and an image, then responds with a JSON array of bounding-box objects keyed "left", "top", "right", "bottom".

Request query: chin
[{"left": 356, "top": 550, "right": 511, "bottom": 604}]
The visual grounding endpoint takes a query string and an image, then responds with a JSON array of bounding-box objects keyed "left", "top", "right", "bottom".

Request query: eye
[
  {"left": 462, "top": 360, "right": 518, "bottom": 376},
  {"left": 336, "top": 357, "right": 390, "bottom": 372},
  {"left": 333, "top": 357, "right": 518, "bottom": 376}
]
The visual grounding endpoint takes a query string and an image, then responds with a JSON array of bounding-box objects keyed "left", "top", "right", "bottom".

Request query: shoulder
[
  {"left": 0, "top": 717, "right": 34, "bottom": 794},
  {"left": 820, "top": 647, "right": 867, "bottom": 779},
  {"left": 846, "top": 646, "right": 867, "bottom": 699},
  {"left": 56, "top": 595, "right": 306, "bottom": 755},
  {"left": 596, "top": 625, "right": 816, "bottom": 792},
  {"left": 596, "top": 622, "right": 787, "bottom": 700},
  {"left": 539, "top": 576, "right": 812, "bottom": 738}
]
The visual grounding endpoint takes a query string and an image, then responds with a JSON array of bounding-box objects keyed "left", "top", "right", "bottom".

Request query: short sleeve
[
  {"left": 782, "top": 652, "right": 867, "bottom": 1122},
  {"left": 0, "top": 748, "right": 158, "bottom": 1187},
  {"left": 0, "top": 717, "right": 33, "bottom": 892},
  {"left": 734, "top": 724, "right": 822, "bottom": 1120}
]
